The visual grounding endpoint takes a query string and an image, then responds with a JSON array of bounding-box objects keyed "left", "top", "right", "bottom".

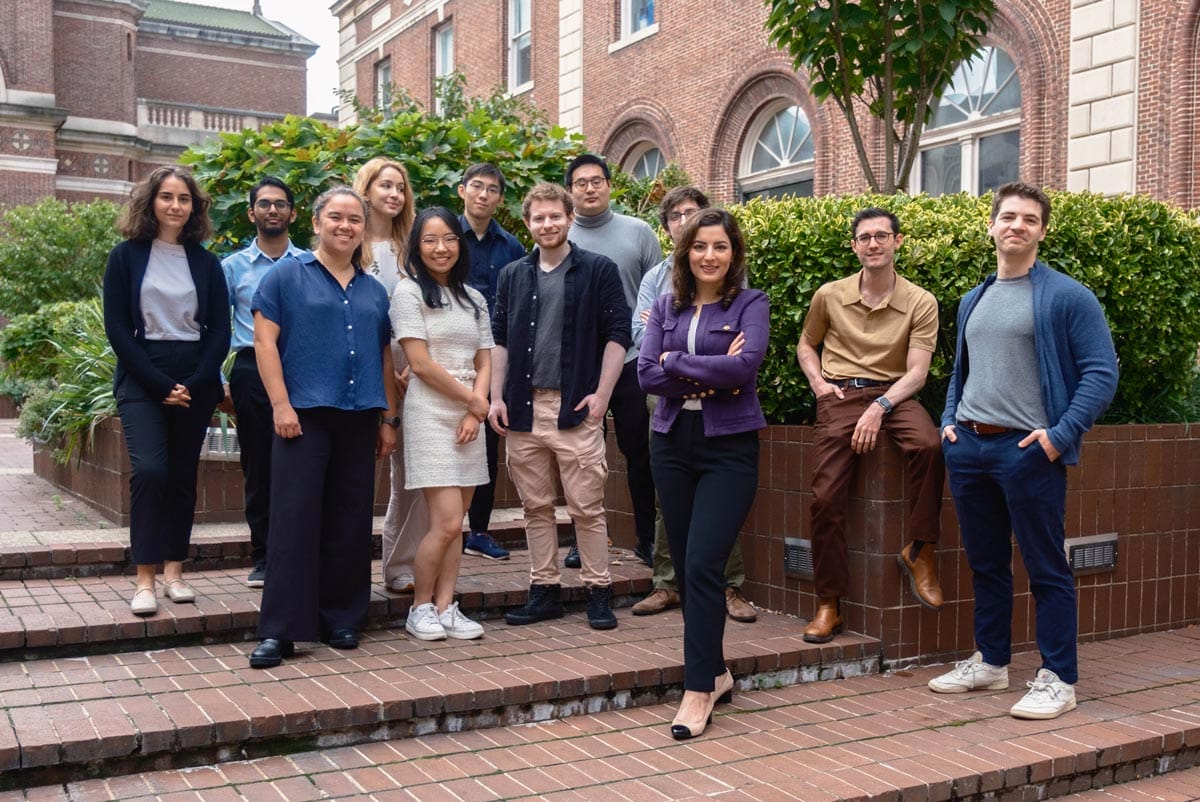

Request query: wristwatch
[
  {"left": 381, "top": 415, "right": 401, "bottom": 428},
  {"left": 873, "top": 397, "right": 894, "bottom": 415}
]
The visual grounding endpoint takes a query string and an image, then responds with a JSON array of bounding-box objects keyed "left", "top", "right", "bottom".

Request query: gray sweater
[{"left": 570, "top": 207, "right": 663, "bottom": 362}]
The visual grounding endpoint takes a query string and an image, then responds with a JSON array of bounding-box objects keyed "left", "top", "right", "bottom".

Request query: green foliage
[
  {"left": 0, "top": 301, "right": 93, "bottom": 384},
  {"left": 736, "top": 191, "right": 1200, "bottom": 424},
  {"left": 15, "top": 298, "right": 116, "bottom": 462},
  {"left": 182, "top": 73, "right": 588, "bottom": 252},
  {"left": 0, "top": 198, "right": 121, "bottom": 317},
  {"left": 609, "top": 162, "right": 694, "bottom": 227},
  {"left": 764, "top": 0, "right": 996, "bottom": 192}
]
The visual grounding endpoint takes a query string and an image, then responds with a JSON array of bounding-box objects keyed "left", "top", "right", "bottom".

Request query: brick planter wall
[{"left": 0, "top": 395, "right": 17, "bottom": 419}]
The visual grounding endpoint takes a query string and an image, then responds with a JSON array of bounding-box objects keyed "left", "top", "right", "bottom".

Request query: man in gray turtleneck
[{"left": 566, "top": 154, "right": 663, "bottom": 567}]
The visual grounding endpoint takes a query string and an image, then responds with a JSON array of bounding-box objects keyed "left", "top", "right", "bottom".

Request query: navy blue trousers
[
  {"left": 651, "top": 411, "right": 759, "bottom": 691},
  {"left": 944, "top": 428, "right": 1077, "bottom": 683},
  {"left": 229, "top": 348, "right": 272, "bottom": 564},
  {"left": 256, "top": 407, "right": 377, "bottom": 642}
]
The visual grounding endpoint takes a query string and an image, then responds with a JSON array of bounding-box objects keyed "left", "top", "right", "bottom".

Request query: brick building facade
[
  {"left": 332, "top": 0, "right": 1200, "bottom": 210},
  {"left": 0, "top": 0, "right": 316, "bottom": 208}
]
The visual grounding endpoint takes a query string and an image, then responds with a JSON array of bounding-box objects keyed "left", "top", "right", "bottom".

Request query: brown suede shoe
[
  {"left": 724, "top": 586, "right": 757, "bottom": 622},
  {"left": 803, "top": 597, "right": 843, "bottom": 643},
  {"left": 898, "top": 543, "right": 944, "bottom": 610},
  {"left": 631, "top": 588, "right": 680, "bottom": 616}
]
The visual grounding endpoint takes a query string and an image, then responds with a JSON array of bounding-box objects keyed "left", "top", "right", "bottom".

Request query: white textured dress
[{"left": 391, "top": 279, "right": 494, "bottom": 489}]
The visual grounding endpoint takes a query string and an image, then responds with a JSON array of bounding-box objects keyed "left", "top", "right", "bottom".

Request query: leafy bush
[
  {"left": 182, "top": 74, "right": 589, "bottom": 252},
  {"left": 0, "top": 199, "right": 121, "bottom": 317},
  {"left": 737, "top": 191, "right": 1200, "bottom": 424},
  {"left": 610, "top": 162, "right": 694, "bottom": 227},
  {"left": 0, "top": 301, "right": 93, "bottom": 384}
]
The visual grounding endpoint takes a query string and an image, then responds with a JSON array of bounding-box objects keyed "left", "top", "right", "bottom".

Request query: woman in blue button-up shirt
[{"left": 246, "top": 186, "right": 399, "bottom": 669}]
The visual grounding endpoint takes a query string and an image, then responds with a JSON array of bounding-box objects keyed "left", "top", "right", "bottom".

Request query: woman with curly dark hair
[{"left": 102, "top": 166, "right": 230, "bottom": 616}]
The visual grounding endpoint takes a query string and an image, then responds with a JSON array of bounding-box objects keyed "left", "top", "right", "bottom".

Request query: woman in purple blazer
[{"left": 638, "top": 208, "right": 769, "bottom": 740}]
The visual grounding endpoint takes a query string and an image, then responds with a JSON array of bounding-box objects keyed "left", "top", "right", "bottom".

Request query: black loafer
[
  {"left": 323, "top": 628, "right": 359, "bottom": 650},
  {"left": 249, "top": 638, "right": 294, "bottom": 669}
]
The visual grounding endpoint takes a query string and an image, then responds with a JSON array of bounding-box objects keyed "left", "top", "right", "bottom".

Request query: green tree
[{"left": 764, "top": 0, "right": 996, "bottom": 193}]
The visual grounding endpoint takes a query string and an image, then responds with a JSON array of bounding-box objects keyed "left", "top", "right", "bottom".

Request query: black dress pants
[
  {"left": 115, "top": 340, "right": 218, "bottom": 566},
  {"left": 256, "top": 407, "right": 378, "bottom": 642},
  {"left": 651, "top": 411, "right": 759, "bottom": 691},
  {"left": 609, "top": 359, "right": 656, "bottom": 551},
  {"left": 467, "top": 421, "right": 499, "bottom": 534},
  {"left": 229, "top": 348, "right": 273, "bottom": 564}
]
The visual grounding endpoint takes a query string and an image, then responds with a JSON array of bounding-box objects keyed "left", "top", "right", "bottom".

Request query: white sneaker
[
  {"left": 1010, "top": 668, "right": 1077, "bottom": 720},
  {"left": 438, "top": 602, "right": 484, "bottom": 640},
  {"left": 405, "top": 603, "right": 446, "bottom": 641},
  {"left": 388, "top": 573, "right": 414, "bottom": 593},
  {"left": 928, "top": 651, "right": 1010, "bottom": 693}
]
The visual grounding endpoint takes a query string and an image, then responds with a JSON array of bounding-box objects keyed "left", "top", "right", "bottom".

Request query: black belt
[
  {"left": 957, "top": 420, "right": 1015, "bottom": 435},
  {"left": 829, "top": 377, "right": 892, "bottom": 389}
]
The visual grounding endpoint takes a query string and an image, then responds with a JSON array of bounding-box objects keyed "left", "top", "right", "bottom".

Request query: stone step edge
[
  {"left": 0, "top": 566, "right": 654, "bottom": 660},
  {"left": 0, "top": 632, "right": 881, "bottom": 790}
]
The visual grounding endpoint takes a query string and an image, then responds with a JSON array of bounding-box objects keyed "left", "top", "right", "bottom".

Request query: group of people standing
[{"left": 101, "top": 151, "right": 1115, "bottom": 740}]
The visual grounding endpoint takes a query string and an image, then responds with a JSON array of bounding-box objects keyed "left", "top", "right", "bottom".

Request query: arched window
[
  {"left": 629, "top": 145, "right": 664, "bottom": 179},
  {"left": 917, "top": 45, "right": 1021, "bottom": 196},
  {"left": 738, "top": 102, "right": 815, "bottom": 199}
]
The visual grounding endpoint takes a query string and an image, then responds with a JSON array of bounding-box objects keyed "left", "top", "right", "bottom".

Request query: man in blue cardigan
[{"left": 931, "top": 182, "right": 1118, "bottom": 720}]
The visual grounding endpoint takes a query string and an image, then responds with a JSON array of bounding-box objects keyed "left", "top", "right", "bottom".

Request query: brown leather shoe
[
  {"left": 724, "top": 586, "right": 757, "bottom": 622},
  {"left": 898, "top": 543, "right": 944, "bottom": 610},
  {"left": 803, "top": 597, "right": 843, "bottom": 643},
  {"left": 631, "top": 588, "right": 680, "bottom": 616}
]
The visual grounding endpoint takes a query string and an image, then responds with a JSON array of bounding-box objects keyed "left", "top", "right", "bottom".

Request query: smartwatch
[
  {"left": 381, "top": 415, "right": 401, "bottom": 428},
  {"left": 873, "top": 397, "right": 894, "bottom": 415}
]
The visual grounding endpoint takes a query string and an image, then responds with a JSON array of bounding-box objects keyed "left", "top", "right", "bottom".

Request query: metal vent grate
[
  {"left": 1065, "top": 532, "right": 1118, "bottom": 575},
  {"left": 784, "top": 537, "right": 814, "bottom": 580}
]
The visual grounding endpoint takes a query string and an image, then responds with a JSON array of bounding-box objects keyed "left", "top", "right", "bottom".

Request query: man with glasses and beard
[{"left": 221, "top": 177, "right": 307, "bottom": 588}]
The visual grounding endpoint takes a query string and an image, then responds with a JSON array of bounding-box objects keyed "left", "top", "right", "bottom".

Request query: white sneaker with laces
[
  {"left": 389, "top": 573, "right": 414, "bottom": 593},
  {"left": 405, "top": 602, "right": 446, "bottom": 641},
  {"left": 438, "top": 602, "right": 484, "bottom": 640},
  {"left": 927, "top": 651, "right": 1010, "bottom": 693},
  {"left": 1010, "top": 668, "right": 1077, "bottom": 720}
]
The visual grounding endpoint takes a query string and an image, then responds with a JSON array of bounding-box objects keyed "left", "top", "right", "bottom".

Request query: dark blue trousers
[
  {"left": 651, "top": 411, "right": 759, "bottom": 691},
  {"left": 229, "top": 348, "right": 272, "bottom": 564},
  {"left": 944, "top": 428, "right": 1077, "bottom": 683},
  {"left": 257, "top": 407, "right": 377, "bottom": 642}
]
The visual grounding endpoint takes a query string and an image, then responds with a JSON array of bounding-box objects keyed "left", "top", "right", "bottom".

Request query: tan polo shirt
[{"left": 801, "top": 271, "right": 938, "bottom": 381}]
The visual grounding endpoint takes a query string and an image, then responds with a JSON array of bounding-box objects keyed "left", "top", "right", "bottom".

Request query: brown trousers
[{"left": 810, "top": 387, "right": 944, "bottom": 599}]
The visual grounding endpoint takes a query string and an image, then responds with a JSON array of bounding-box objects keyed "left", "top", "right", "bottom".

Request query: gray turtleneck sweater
[{"left": 570, "top": 207, "right": 663, "bottom": 362}]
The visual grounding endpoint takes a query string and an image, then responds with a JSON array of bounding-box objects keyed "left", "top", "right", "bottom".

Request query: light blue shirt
[
  {"left": 221, "top": 238, "right": 307, "bottom": 351},
  {"left": 632, "top": 256, "right": 672, "bottom": 350}
]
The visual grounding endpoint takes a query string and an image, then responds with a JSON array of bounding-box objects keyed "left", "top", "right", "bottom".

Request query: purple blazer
[{"left": 638, "top": 289, "right": 769, "bottom": 437}]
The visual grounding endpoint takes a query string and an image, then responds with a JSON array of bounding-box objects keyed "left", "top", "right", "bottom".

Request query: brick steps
[
  {"left": 0, "top": 546, "right": 649, "bottom": 660},
  {"left": 5, "top": 628, "right": 1200, "bottom": 801}
]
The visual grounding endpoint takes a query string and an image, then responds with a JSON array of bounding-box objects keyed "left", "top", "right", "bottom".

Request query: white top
[{"left": 141, "top": 240, "right": 200, "bottom": 341}]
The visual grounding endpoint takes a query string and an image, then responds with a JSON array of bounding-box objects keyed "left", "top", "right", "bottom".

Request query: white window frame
[
  {"left": 609, "top": 0, "right": 658, "bottom": 53},
  {"left": 626, "top": 143, "right": 665, "bottom": 179},
  {"left": 508, "top": 0, "right": 532, "bottom": 94},
  {"left": 434, "top": 22, "right": 454, "bottom": 114},
  {"left": 737, "top": 100, "right": 815, "bottom": 198},
  {"left": 374, "top": 57, "right": 392, "bottom": 108}
]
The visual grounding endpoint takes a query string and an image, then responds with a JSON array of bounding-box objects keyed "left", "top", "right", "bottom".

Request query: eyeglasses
[
  {"left": 465, "top": 180, "right": 502, "bottom": 197},
  {"left": 571, "top": 176, "right": 608, "bottom": 191},
  {"left": 854, "top": 231, "right": 895, "bottom": 245},
  {"left": 420, "top": 235, "right": 460, "bottom": 247},
  {"left": 667, "top": 209, "right": 699, "bottom": 224},
  {"left": 254, "top": 199, "right": 292, "bottom": 212}
]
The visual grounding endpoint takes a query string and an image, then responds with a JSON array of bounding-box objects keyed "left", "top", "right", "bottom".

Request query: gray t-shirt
[
  {"left": 956, "top": 274, "right": 1048, "bottom": 431},
  {"left": 530, "top": 255, "right": 569, "bottom": 389},
  {"left": 142, "top": 240, "right": 201, "bottom": 341}
]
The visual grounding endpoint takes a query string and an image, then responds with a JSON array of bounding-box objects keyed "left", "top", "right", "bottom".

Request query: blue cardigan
[{"left": 941, "top": 261, "right": 1118, "bottom": 465}]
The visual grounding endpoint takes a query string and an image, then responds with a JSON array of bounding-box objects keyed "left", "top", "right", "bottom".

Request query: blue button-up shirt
[
  {"left": 221, "top": 238, "right": 307, "bottom": 351},
  {"left": 460, "top": 215, "right": 526, "bottom": 312},
  {"left": 252, "top": 251, "right": 391, "bottom": 412}
]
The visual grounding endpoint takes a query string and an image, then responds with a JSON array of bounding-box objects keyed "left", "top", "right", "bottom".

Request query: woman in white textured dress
[
  {"left": 396, "top": 207, "right": 494, "bottom": 641},
  {"left": 352, "top": 157, "right": 428, "bottom": 594}
]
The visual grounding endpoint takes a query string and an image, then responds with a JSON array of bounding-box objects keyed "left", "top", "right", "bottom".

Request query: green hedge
[{"left": 739, "top": 191, "right": 1200, "bottom": 424}]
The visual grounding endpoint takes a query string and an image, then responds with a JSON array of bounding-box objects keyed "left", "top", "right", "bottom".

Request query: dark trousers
[
  {"left": 257, "top": 408, "right": 378, "bottom": 642},
  {"left": 115, "top": 340, "right": 217, "bottom": 565},
  {"left": 944, "top": 428, "right": 1077, "bottom": 683},
  {"left": 609, "top": 359, "right": 656, "bottom": 551},
  {"left": 809, "top": 387, "right": 944, "bottom": 599},
  {"left": 651, "top": 411, "right": 759, "bottom": 691},
  {"left": 467, "top": 421, "right": 499, "bottom": 534},
  {"left": 229, "top": 349, "right": 272, "bottom": 564}
]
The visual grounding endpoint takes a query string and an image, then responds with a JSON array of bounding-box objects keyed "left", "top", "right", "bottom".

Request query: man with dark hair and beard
[{"left": 221, "top": 177, "right": 307, "bottom": 588}]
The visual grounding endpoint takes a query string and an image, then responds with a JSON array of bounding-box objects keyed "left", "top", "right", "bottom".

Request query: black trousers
[
  {"left": 229, "top": 349, "right": 273, "bottom": 564},
  {"left": 609, "top": 359, "right": 656, "bottom": 550},
  {"left": 467, "top": 421, "right": 499, "bottom": 534},
  {"left": 651, "top": 411, "right": 759, "bottom": 691},
  {"left": 115, "top": 340, "right": 218, "bottom": 566},
  {"left": 256, "top": 407, "right": 378, "bottom": 642}
]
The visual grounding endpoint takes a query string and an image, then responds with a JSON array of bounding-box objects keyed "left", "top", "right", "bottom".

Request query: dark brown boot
[
  {"left": 899, "top": 543, "right": 944, "bottom": 610},
  {"left": 803, "top": 597, "right": 843, "bottom": 643}
]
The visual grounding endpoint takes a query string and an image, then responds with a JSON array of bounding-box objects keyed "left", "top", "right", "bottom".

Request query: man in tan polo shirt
[{"left": 795, "top": 207, "right": 945, "bottom": 643}]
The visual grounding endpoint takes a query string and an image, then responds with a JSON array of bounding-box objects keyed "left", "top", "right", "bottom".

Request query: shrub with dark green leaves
[
  {"left": 737, "top": 191, "right": 1200, "bottom": 424},
  {"left": 0, "top": 301, "right": 92, "bottom": 384},
  {"left": 0, "top": 198, "right": 121, "bottom": 318}
]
